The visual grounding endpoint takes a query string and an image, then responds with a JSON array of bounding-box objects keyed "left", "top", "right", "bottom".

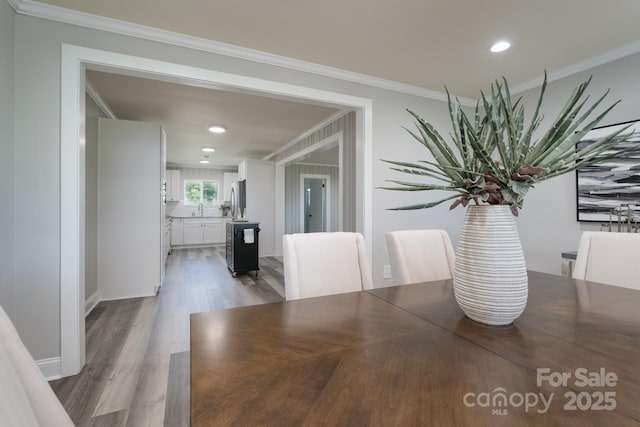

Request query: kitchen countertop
[{"left": 168, "top": 215, "right": 231, "bottom": 219}]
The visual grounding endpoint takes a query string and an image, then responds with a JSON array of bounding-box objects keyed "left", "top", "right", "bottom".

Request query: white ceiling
[
  {"left": 35, "top": 0, "right": 640, "bottom": 97},
  {"left": 27, "top": 0, "right": 640, "bottom": 168},
  {"left": 86, "top": 70, "right": 339, "bottom": 167}
]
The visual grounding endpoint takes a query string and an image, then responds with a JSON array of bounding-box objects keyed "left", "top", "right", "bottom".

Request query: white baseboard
[
  {"left": 85, "top": 290, "right": 100, "bottom": 316},
  {"left": 99, "top": 292, "right": 157, "bottom": 302},
  {"left": 170, "top": 243, "right": 225, "bottom": 249},
  {"left": 38, "top": 357, "right": 62, "bottom": 381}
]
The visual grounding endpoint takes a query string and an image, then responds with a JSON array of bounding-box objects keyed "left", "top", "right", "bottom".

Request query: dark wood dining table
[{"left": 190, "top": 271, "right": 640, "bottom": 426}]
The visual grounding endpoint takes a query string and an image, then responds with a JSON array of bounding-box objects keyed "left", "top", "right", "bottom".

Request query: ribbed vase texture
[{"left": 453, "top": 205, "right": 528, "bottom": 325}]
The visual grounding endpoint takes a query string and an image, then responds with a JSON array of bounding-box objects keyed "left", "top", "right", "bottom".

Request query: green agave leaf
[
  {"left": 387, "top": 167, "right": 453, "bottom": 182},
  {"left": 380, "top": 180, "right": 461, "bottom": 192},
  {"left": 544, "top": 140, "right": 640, "bottom": 180},
  {"left": 501, "top": 190, "right": 524, "bottom": 208},
  {"left": 387, "top": 194, "right": 464, "bottom": 210},
  {"left": 507, "top": 179, "right": 532, "bottom": 198},
  {"left": 543, "top": 126, "right": 633, "bottom": 173},
  {"left": 381, "top": 159, "right": 451, "bottom": 178},
  {"left": 528, "top": 92, "right": 616, "bottom": 166},
  {"left": 404, "top": 126, "right": 463, "bottom": 185},
  {"left": 520, "top": 72, "right": 548, "bottom": 159}
]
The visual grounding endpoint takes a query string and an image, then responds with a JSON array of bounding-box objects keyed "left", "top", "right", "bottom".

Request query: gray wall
[
  {"left": 84, "top": 93, "right": 105, "bottom": 305},
  {"left": 285, "top": 164, "right": 339, "bottom": 233},
  {"left": 276, "top": 111, "right": 356, "bottom": 231},
  {"left": 10, "top": 10, "right": 640, "bottom": 361},
  {"left": 0, "top": 1, "right": 15, "bottom": 322}
]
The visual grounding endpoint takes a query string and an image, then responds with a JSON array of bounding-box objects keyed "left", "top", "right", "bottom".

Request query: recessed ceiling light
[
  {"left": 199, "top": 160, "right": 210, "bottom": 164},
  {"left": 490, "top": 40, "right": 511, "bottom": 53},
  {"left": 208, "top": 125, "right": 226, "bottom": 134},
  {"left": 201, "top": 147, "right": 216, "bottom": 152}
]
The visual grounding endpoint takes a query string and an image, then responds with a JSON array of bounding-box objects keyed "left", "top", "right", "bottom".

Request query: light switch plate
[{"left": 383, "top": 265, "right": 391, "bottom": 279}]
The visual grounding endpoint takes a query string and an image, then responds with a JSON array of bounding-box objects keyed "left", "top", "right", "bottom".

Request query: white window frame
[{"left": 183, "top": 179, "right": 220, "bottom": 206}]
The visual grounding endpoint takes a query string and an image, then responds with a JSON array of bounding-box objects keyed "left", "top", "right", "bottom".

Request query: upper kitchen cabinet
[
  {"left": 238, "top": 160, "right": 247, "bottom": 181},
  {"left": 166, "top": 169, "right": 182, "bottom": 201},
  {"left": 98, "top": 118, "right": 165, "bottom": 300}
]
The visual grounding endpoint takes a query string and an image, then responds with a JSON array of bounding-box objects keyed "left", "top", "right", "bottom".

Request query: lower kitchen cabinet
[
  {"left": 171, "top": 218, "right": 184, "bottom": 245},
  {"left": 182, "top": 218, "right": 224, "bottom": 244},
  {"left": 183, "top": 219, "right": 203, "bottom": 244},
  {"left": 203, "top": 221, "right": 222, "bottom": 243}
]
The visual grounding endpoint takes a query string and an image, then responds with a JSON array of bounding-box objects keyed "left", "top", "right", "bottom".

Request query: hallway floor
[{"left": 50, "top": 247, "right": 284, "bottom": 426}]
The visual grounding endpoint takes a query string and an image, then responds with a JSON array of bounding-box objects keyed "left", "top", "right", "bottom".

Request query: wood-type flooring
[{"left": 50, "top": 247, "right": 284, "bottom": 426}]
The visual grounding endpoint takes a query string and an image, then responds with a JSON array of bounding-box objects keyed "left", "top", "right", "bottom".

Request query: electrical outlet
[{"left": 383, "top": 265, "right": 391, "bottom": 279}]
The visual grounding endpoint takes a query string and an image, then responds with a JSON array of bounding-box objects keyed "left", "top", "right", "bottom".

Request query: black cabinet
[{"left": 226, "top": 222, "right": 260, "bottom": 276}]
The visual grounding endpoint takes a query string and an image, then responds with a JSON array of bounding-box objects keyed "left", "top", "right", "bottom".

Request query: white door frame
[
  {"left": 60, "top": 44, "right": 373, "bottom": 376},
  {"left": 300, "top": 174, "right": 331, "bottom": 233}
]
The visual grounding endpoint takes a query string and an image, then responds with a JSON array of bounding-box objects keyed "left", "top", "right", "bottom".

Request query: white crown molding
[
  {"left": 5, "top": 0, "right": 21, "bottom": 11},
  {"left": 292, "top": 162, "right": 339, "bottom": 168},
  {"left": 11, "top": 0, "right": 476, "bottom": 106},
  {"left": 85, "top": 81, "right": 116, "bottom": 119},
  {"left": 511, "top": 39, "right": 640, "bottom": 95}
]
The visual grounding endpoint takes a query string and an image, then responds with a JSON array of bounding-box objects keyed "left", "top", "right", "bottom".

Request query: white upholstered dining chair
[
  {"left": 283, "top": 232, "right": 373, "bottom": 300},
  {"left": 0, "top": 305, "right": 74, "bottom": 427},
  {"left": 572, "top": 231, "right": 640, "bottom": 290},
  {"left": 385, "top": 229, "right": 455, "bottom": 286}
]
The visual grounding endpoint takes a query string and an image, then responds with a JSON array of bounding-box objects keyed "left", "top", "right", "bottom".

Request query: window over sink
[{"left": 184, "top": 180, "right": 219, "bottom": 206}]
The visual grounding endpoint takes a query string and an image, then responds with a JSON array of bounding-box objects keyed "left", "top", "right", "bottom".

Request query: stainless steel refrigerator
[{"left": 230, "top": 180, "right": 246, "bottom": 220}]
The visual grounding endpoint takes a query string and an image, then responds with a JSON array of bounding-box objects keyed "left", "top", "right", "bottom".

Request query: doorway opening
[
  {"left": 301, "top": 174, "right": 330, "bottom": 233},
  {"left": 60, "top": 44, "right": 373, "bottom": 376}
]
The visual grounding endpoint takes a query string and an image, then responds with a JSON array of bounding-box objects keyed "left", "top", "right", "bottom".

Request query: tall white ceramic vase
[{"left": 453, "top": 205, "right": 528, "bottom": 325}]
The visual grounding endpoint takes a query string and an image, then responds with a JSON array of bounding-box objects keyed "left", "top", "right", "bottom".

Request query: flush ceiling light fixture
[
  {"left": 490, "top": 40, "right": 511, "bottom": 53},
  {"left": 201, "top": 147, "right": 216, "bottom": 152},
  {"left": 208, "top": 125, "right": 226, "bottom": 134},
  {"left": 199, "top": 160, "right": 210, "bottom": 164}
]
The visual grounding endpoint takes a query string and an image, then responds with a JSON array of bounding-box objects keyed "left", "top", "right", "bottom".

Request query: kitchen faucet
[{"left": 198, "top": 203, "right": 203, "bottom": 217}]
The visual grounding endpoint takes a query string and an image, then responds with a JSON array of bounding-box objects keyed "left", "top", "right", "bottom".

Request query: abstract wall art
[{"left": 576, "top": 120, "right": 640, "bottom": 222}]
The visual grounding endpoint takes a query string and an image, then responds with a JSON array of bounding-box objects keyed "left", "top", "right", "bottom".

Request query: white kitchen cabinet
[
  {"left": 166, "top": 169, "right": 182, "bottom": 201},
  {"left": 241, "top": 159, "right": 275, "bottom": 256},
  {"left": 203, "top": 219, "right": 223, "bottom": 243},
  {"left": 223, "top": 172, "right": 238, "bottom": 202},
  {"left": 238, "top": 160, "right": 247, "bottom": 181},
  {"left": 182, "top": 218, "right": 224, "bottom": 244},
  {"left": 183, "top": 219, "right": 203, "bottom": 244},
  {"left": 171, "top": 218, "right": 184, "bottom": 245}
]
